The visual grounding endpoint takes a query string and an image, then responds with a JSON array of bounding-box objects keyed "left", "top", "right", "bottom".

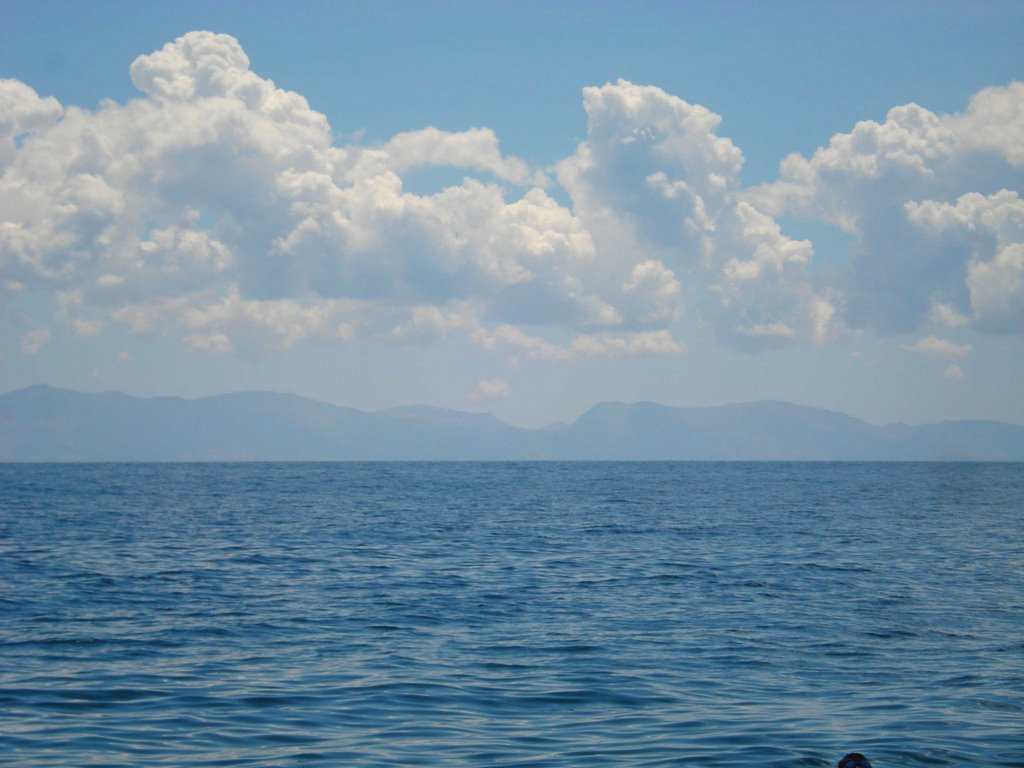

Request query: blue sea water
[{"left": 1, "top": 462, "right": 1022, "bottom": 767}]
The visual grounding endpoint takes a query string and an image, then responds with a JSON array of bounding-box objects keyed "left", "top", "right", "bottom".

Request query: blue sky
[{"left": 2, "top": 1, "right": 1023, "bottom": 427}]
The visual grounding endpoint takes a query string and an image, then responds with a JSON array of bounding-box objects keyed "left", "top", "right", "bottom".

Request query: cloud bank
[{"left": 2, "top": 32, "right": 1021, "bottom": 361}]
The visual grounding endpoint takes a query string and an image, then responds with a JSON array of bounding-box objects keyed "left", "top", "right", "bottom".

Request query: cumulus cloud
[
  {"left": 929, "top": 302, "right": 969, "bottom": 328},
  {"left": 0, "top": 34, "right": 692, "bottom": 360},
  {"left": 556, "top": 79, "right": 835, "bottom": 347},
  {"left": 902, "top": 335, "right": 972, "bottom": 359},
  {"left": 557, "top": 79, "right": 742, "bottom": 263},
  {"left": 469, "top": 378, "right": 511, "bottom": 402},
  {"left": 1, "top": 31, "right": 1020, "bottom": 365},
  {"left": 943, "top": 362, "right": 966, "bottom": 381},
  {"left": 0, "top": 79, "right": 62, "bottom": 171},
  {"left": 350, "top": 127, "right": 543, "bottom": 186},
  {"left": 621, "top": 259, "right": 683, "bottom": 324},
  {"left": 182, "top": 332, "right": 233, "bottom": 355},
  {"left": 472, "top": 325, "right": 684, "bottom": 361},
  {"left": 20, "top": 327, "right": 50, "bottom": 354},
  {"left": 967, "top": 242, "right": 1024, "bottom": 330},
  {"left": 905, "top": 189, "right": 1024, "bottom": 332},
  {"left": 752, "top": 84, "right": 1024, "bottom": 336}
]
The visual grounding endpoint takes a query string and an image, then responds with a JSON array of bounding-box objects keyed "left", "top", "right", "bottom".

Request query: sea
[{"left": 1, "top": 462, "right": 1022, "bottom": 767}]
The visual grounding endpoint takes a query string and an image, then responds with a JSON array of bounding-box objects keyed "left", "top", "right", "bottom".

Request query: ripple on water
[{"left": 1, "top": 461, "right": 1022, "bottom": 766}]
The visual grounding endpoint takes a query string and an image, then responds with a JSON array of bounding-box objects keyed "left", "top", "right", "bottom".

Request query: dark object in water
[{"left": 838, "top": 754, "right": 873, "bottom": 768}]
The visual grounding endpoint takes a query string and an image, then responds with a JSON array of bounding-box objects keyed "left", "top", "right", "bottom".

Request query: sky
[{"left": 1, "top": 0, "right": 1023, "bottom": 428}]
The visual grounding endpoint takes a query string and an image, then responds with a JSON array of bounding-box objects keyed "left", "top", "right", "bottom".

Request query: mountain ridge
[{"left": 1, "top": 384, "right": 1022, "bottom": 461}]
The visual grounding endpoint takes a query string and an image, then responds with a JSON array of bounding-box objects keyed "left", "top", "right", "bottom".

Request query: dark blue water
[{"left": 1, "top": 463, "right": 1022, "bottom": 767}]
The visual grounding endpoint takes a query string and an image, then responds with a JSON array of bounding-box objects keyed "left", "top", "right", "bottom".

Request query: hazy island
[{"left": 2, "top": 384, "right": 1022, "bottom": 462}]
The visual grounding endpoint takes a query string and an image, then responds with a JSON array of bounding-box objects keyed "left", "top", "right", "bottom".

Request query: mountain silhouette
[{"left": 2, "top": 385, "right": 1022, "bottom": 461}]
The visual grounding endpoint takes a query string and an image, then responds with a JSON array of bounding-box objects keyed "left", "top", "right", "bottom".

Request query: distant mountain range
[{"left": 2, "top": 384, "right": 1023, "bottom": 461}]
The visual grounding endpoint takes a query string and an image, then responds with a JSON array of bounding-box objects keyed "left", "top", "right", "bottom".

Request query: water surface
[{"left": 1, "top": 462, "right": 1022, "bottom": 766}]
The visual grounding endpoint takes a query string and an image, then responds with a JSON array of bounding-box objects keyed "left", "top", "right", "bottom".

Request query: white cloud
[
  {"left": 387, "top": 303, "right": 477, "bottom": 343},
  {"left": 929, "top": 302, "right": 969, "bottom": 328},
  {"left": 72, "top": 319, "right": 106, "bottom": 337},
  {"left": 902, "top": 335, "right": 973, "bottom": 359},
  {"left": 752, "top": 84, "right": 1024, "bottom": 336},
  {"left": 556, "top": 79, "right": 833, "bottom": 348},
  {"left": 0, "top": 33, "right": 610, "bottom": 356},
  {"left": 2, "top": 31, "right": 1021, "bottom": 365},
  {"left": 954, "top": 82, "right": 1024, "bottom": 167},
  {"left": 710, "top": 201, "right": 838, "bottom": 347},
  {"left": 469, "top": 378, "right": 511, "bottom": 402},
  {"left": 2, "top": 33, "right": 666, "bottom": 359},
  {"left": 126, "top": 284, "right": 379, "bottom": 353},
  {"left": 943, "top": 362, "right": 966, "bottom": 381},
  {"left": 738, "top": 322, "right": 796, "bottom": 339},
  {"left": 621, "top": 259, "right": 683, "bottom": 324},
  {"left": 472, "top": 325, "right": 685, "bottom": 361},
  {"left": 906, "top": 190, "right": 1024, "bottom": 332},
  {"left": 351, "top": 127, "right": 543, "bottom": 186},
  {"left": 20, "top": 327, "right": 50, "bottom": 354},
  {"left": 557, "top": 79, "right": 741, "bottom": 265},
  {"left": 183, "top": 332, "right": 233, "bottom": 355},
  {"left": 0, "top": 79, "right": 63, "bottom": 171},
  {"left": 967, "top": 243, "right": 1024, "bottom": 330}
]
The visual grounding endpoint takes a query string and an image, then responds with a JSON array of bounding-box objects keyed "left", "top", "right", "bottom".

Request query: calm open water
[{"left": 1, "top": 462, "right": 1022, "bottom": 767}]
